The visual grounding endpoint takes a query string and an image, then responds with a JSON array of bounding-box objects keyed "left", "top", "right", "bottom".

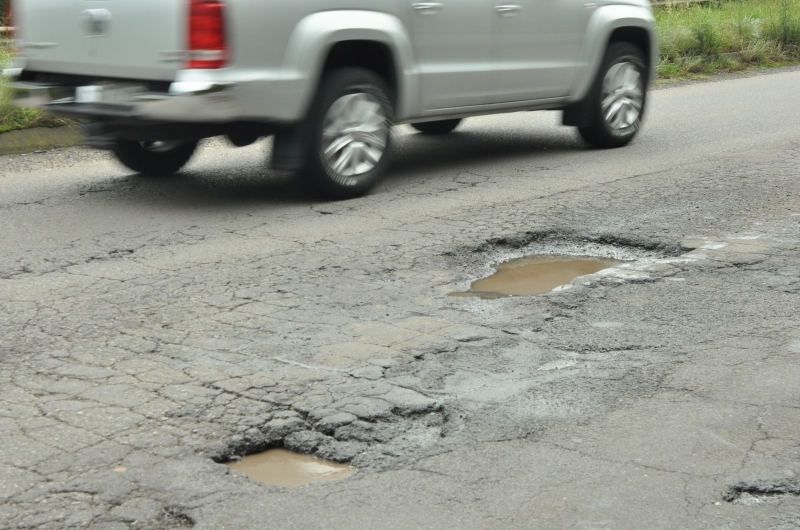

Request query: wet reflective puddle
[
  {"left": 225, "top": 449, "right": 355, "bottom": 488},
  {"left": 451, "top": 255, "right": 622, "bottom": 299}
]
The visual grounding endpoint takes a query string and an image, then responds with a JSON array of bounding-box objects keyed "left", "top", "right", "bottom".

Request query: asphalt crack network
[{"left": 1, "top": 132, "right": 799, "bottom": 528}]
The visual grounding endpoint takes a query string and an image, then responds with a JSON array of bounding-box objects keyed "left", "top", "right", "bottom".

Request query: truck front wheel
[
  {"left": 578, "top": 42, "right": 647, "bottom": 149},
  {"left": 112, "top": 140, "right": 199, "bottom": 176},
  {"left": 301, "top": 68, "right": 394, "bottom": 200}
]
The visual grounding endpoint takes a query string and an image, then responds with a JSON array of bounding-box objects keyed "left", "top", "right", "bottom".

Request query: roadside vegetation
[
  {"left": 1, "top": 0, "right": 800, "bottom": 134},
  {"left": 0, "top": 42, "right": 68, "bottom": 133},
  {"left": 656, "top": 0, "right": 800, "bottom": 79}
]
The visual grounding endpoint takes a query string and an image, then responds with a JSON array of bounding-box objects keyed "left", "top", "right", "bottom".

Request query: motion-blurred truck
[{"left": 3, "top": 0, "right": 657, "bottom": 198}]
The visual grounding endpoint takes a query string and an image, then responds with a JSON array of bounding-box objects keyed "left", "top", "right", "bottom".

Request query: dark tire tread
[
  {"left": 112, "top": 140, "right": 198, "bottom": 176},
  {"left": 300, "top": 68, "right": 394, "bottom": 200},
  {"left": 411, "top": 119, "right": 462, "bottom": 135},
  {"left": 578, "top": 42, "right": 648, "bottom": 149}
]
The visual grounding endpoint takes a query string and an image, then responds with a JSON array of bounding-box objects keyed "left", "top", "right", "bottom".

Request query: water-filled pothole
[
  {"left": 450, "top": 255, "right": 623, "bottom": 299},
  {"left": 225, "top": 449, "right": 355, "bottom": 488}
]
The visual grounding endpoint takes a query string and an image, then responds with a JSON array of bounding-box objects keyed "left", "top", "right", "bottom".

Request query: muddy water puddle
[
  {"left": 451, "top": 255, "right": 623, "bottom": 299},
  {"left": 225, "top": 449, "right": 355, "bottom": 488}
]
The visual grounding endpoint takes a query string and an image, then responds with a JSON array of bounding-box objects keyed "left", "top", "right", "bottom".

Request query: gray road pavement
[{"left": 1, "top": 69, "right": 799, "bottom": 529}]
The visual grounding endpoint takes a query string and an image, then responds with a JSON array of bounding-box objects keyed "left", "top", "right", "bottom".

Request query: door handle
[
  {"left": 494, "top": 4, "right": 522, "bottom": 15},
  {"left": 412, "top": 2, "right": 444, "bottom": 13}
]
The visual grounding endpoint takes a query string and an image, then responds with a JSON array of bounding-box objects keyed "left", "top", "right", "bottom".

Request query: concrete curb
[{"left": 0, "top": 125, "right": 83, "bottom": 156}]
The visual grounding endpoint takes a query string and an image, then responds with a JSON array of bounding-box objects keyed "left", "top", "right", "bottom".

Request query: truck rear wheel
[
  {"left": 112, "top": 140, "right": 198, "bottom": 176},
  {"left": 411, "top": 119, "right": 462, "bottom": 135},
  {"left": 578, "top": 42, "right": 647, "bottom": 149},
  {"left": 301, "top": 68, "right": 394, "bottom": 200}
]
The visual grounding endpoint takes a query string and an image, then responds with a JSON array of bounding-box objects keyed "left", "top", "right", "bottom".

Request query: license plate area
[{"left": 75, "top": 84, "right": 146, "bottom": 105}]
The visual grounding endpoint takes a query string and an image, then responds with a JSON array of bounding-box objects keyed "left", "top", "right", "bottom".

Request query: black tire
[
  {"left": 578, "top": 42, "right": 648, "bottom": 149},
  {"left": 411, "top": 119, "right": 462, "bottom": 135},
  {"left": 112, "top": 140, "right": 198, "bottom": 176},
  {"left": 301, "top": 68, "right": 394, "bottom": 200}
]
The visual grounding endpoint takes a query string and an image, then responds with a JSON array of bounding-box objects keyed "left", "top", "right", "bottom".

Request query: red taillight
[{"left": 188, "top": 0, "right": 228, "bottom": 69}]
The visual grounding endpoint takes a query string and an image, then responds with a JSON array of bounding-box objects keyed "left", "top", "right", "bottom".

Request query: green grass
[
  {"left": 656, "top": 0, "right": 800, "bottom": 79},
  {"left": 1, "top": 43, "right": 69, "bottom": 134}
]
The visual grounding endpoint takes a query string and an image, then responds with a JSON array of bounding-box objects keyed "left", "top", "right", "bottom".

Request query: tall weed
[
  {"left": 762, "top": 0, "right": 800, "bottom": 45},
  {"left": 691, "top": 15, "right": 723, "bottom": 54},
  {"left": 740, "top": 39, "right": 783, "bottom": 62},
  {"left": 0, "top": 43, "right": 68, "bottom": 133},
  {"left": 733, "top": 14, "right": 761, "bottom": 41},
  {"left": 655, "top": 0, "right": 800, "bottom": 79}
]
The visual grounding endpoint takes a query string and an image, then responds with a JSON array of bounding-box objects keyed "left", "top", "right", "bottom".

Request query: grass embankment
[
  {"left": 656, "top": 0, "right": 800, "bottom": 79},
  {"left": 0, "top": 43, "right": 68, "bottom": 133},
  {"left": 1, "top": 0, "right": 799, "bottom": 134}
]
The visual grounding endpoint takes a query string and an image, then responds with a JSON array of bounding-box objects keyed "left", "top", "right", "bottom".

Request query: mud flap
[
  {"left": 562, "top": 99, "right": 594, "bottom": 128},
  {"left": 271, "top": 124, "right": 308, "bottom": 171}
]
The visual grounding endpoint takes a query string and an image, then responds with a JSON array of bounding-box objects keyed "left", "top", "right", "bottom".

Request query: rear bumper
[{"left": 3, "top": 72, "right": 240, "bottom": 123}]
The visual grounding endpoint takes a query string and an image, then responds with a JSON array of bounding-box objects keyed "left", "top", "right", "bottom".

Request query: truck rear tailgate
[{"left": 19, "top": 0, "right": 184, "bottom": 81}]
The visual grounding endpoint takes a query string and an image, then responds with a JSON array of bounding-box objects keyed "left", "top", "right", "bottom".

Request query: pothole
[
  {"left": 450, "top": 255, "right": 623, "bottom": 299},
  {"left": 728, "top": 491, "right": 798, "bottom": 505},
  {"left": 226, "top": 448, "right": 356, "bottom": 488},
  {"left": 724, "top": 483, "right": 800, "bottom": 505},
  {"left": 446, "top": 232, "right": 682, "bottom": 301}
]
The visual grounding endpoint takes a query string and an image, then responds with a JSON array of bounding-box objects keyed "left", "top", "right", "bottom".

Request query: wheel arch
[
  {"left": 608, "top": 26, "right": 653, "bottom": 73},
  {"left": 569, "top": 5, "right": 657, "bottom": 103},
  {"left": 321, "top": 40, "right": 399, "bottom": 104},
  {"left": 281, "top": 11, "right": 417, "bottom": 121}
]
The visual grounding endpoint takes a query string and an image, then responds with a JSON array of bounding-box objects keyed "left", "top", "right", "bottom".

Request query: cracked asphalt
[{"left": 1, "top": 68, "right": 799, "bottom": 529}]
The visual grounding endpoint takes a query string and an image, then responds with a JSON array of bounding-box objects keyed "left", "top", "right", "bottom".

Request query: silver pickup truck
[{"left": 3, "top": 0, "right": 656, "bottom": 198}]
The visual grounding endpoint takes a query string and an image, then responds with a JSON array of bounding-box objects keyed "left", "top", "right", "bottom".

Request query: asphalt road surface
[{"left": 1, "top": 68, "right": 799, "bottom": 530}]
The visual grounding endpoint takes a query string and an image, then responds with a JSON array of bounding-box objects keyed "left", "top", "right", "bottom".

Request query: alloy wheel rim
[
  {"left": 140, "top": 140, "right": 181, "bottom": 153},
  {"left": 601, "top": 61, "right": 644, "bottom": 131},
  {"left": 320, "top": 92, "right": 389, "bottom": 184}
]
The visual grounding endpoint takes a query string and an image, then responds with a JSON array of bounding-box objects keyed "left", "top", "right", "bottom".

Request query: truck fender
[
  {"left": 280, "top": 10, "right": 418, "bottom": 121},
  {"left": 568, "top": 5, "right": 657, "bottom": 104}
]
